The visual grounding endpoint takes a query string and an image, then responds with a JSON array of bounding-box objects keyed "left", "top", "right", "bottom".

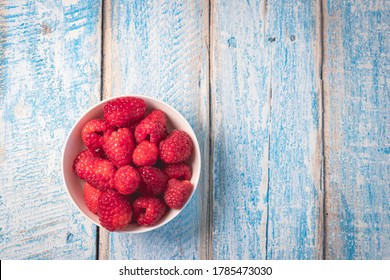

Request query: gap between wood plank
[
  {"left": 312, "top": 0, "right": 326, "bottom": 260},
  {"left": 98, "top": 0, "right": 111, "bottom": 260},
  {"left": 102, "top": 0, "right": 112, "bottom": 101},
  {"left": 319, "top": 0, "right": 326, "bottom": 261},
  {"left": 205, "top": 0, "right": 214, "bottom": 260}
]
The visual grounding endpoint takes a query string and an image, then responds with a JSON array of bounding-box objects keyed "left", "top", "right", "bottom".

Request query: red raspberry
[
  {"left": 73, "top": 150, "right": 116, "bottom": 190},
  {"left": 97, "top": 190, "right": 132, "bottom": 231},
  {"left": 138, "top": 166, "right": 168, "bottom": 196},
  {"left": 102, "top": 128, "right": 135, "bottom": 167},
  {"left": 103, "top": 127, "right": 115, "bottom": 138},
  {"left": 94, "top": 148, "right": 108, "bottom": 159},
  {"left": 81, "top": 119, "right": 106, "bottom": 150},
  {"left": 73, "top": 149, "right": 96, "bottom": 162},
  {"left": 163, "top": 162, "right": 192, "bottom": 180},
  {"left": 84, "top": 182, "right": 102, "bottom": 214},
  {"left": 78, "top": 148, "right": 107, "bottom": 160},
  {"left": 114, "top": 166, "right": 141, "bottom": 195},
  {"left": 125, "top": 121, "right": 140, "bottom": 134},
  {"left": 104, "top": 97, "right": 146, "bottom": 127},
  {"left": 133, "top": 196, "right": 167, "bottom": 226},
  {"left": 164, "top": 179, "right": 193, "bottom": 209},
  {"left": 132, "top": 140, "right": 159, "bottom": 166},
  {"left": 159, "top": 130, "right": 193, "bottom": 163},
  {"left": 134, "top": 110, "right": 167, "bottom": 144}
]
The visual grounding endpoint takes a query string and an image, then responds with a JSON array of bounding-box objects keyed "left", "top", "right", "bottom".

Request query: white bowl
[{"left": 62, "top": 95, "right": 201, "bottom": 233}]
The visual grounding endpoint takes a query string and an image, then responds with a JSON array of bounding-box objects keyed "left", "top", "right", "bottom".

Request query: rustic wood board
[
  {"left": 265, "top": 0, "right": 324, "bottom": 260},
  {"left": 323, "top": 0, "right": 390, "bottom": 259},
  {"left": 0, "top": 0, "right": 388, "bottom": 260},
  {"left": 211, "top": 0, "right": 323, "bottom": 259},
  {"left": 103, "top": 0, "right": 210, "bottom": 259},
  {"left": 0, "top": 0, "right": 102, "bottom": 259}
]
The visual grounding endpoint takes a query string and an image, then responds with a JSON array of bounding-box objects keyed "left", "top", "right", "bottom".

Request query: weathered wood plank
[
  {"left": 323, "top": 0, "right": 390, "bottom": 259},
  {"left": 103, "top": 0, "right": 210, "bottom": 259},
  {"left": 0, "top": 0, "right": 102, "bottom": 259},
  {"left": 211, "top": 0, "right": 323, "bottom": 259},
  {"left": 265, "top": 0, "right": 323, "bottom": 260},
  {"left": 211, "top": 0, "right": 270, "bottom": 260}
]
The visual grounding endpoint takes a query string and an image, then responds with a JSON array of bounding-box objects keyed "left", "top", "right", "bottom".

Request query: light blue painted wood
[
  {"left": 104, "top": 0, "right": 209, "bottom": 259},
  {"left": 323, "top": 0, "right": 390, "bottom": 259},
  {"left": 1, "top": 0, "right": 387, "bottom": 261},
  {"left": 265, "top": 0, "right": 323, "bottom": 260},
  {"left": 211, "top": 0, "right": 323, "bottom": 259},
  {"left": 0, "top": 0, "right": 102, "bottom": 259},
  {"left": 211, "top": 0, "right": 270, "bottom": 259}
]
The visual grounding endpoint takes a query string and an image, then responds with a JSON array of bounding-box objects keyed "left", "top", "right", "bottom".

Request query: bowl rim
[{"left": 62, "top": 94, "right": 201, "bottom": 233}]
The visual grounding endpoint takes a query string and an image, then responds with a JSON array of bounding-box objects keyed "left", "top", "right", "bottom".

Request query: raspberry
[
  {"left": 125, "top": 121, "right": 140, "bottom": 134},
  {"left": 104, "top": 97, "right": 146, "bottom": 127},
  {"left": 94, "top": 148, "right": 108, "bottom": 159},
  {"left": 103, "top": 127, "right": 115, "bottom": 138},
  {"left": 81, "top": 119, "right": 106, "bottom": 150},
  {"left": 114, "top": 166, "right": 141, "bottom": 195},
  {"left": 133, "top": 196, "right": 167, "bottom": 226},
  {"left": 134, "top": 110, "right": 167, "bottom": 144},
  {"left": 164, "top": 179, "right": 193, "bottom": 209},
  {"left": 73, "top": 149, "right": 96, "bottom": 162},
  {"left": 132, "top": 140, "right": 159, "bottom": 166},
  {"left": 163, "top": 162, "right": 192, "bottom": 180},
  {"left": 84, "top": 182, "right": 102, "bottom": 214},
  {"left": 74, "top": 150, "right": 116, "bottom": 190},
  {"left": 138, "top": 166, "right": 168, "bottom": 196},
  {"left": 159, "top": 130, "right": 193, "bottom": 163},
  {"left": 97, "top": 190, "right": 132, "bottom": 231},
  {"left": 102, "top": 128, "right": 135, "bottom": 167}
]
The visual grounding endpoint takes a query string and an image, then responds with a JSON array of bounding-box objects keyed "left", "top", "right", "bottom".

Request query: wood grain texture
[
  {"left": 211, "top": 0, "right": 323, "bottom": 259},
  {"left": 265, "top": 0, "right": 324, "bottom": 260},
  {"left": 323, "top": 0, "right": 390, "bottom": 259},
  {"left": 0, "top": 0, "right": 102, "bottom": 259},
  {"left": 103, "top": 0, "right": 210, "bottom": 259},
  {"left": 211, "top": 0, "right": 270, "bottom": 260}
]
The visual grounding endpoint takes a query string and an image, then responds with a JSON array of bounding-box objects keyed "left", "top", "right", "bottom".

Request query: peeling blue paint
[
  {"left": 227, "top": 37, "right": 236, "bottom": 48},
  {"left": 326, "top": 0, "right": 389, "bottom": 260},
  {"left": 0, "top": 0, "right": 101, "bottom": 259}
]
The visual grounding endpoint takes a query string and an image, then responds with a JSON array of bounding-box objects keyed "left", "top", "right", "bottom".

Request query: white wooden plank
[
  {"left": 265, "top": 0, "right": 324, "bottom": 260},
  {"left": 211, "top": 0, "right": 270, "bottom": 259},
  {"left": 0, "top": 0, "right": 102, "bottom": 259},
  {"left": 103, "top": 0, "right": 210, "bottom": 259},
  {"left": 323, "top": 0, "right": 390, "bottom": 259},
  {"left": 211, "top": 0, "right": 323, "bottom": 259}
]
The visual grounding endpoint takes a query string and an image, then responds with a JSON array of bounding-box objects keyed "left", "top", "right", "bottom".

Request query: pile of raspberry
[{"left": 73, "top": 97, "right": 194, "bottom": 232}]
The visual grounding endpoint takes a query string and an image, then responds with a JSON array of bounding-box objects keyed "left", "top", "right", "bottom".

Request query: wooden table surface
[{"left": 0, "top": 0, "right": 388, "bottom": 260}]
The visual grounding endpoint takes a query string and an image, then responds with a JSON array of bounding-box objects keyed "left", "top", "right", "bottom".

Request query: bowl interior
[{"left": 62, "top": 96, "right": 201, "bottom": 233}]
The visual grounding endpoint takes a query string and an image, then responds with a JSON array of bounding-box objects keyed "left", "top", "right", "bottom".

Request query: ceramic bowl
[{"left": 62, "top": 95, "right": 201, "bottom": 233}]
